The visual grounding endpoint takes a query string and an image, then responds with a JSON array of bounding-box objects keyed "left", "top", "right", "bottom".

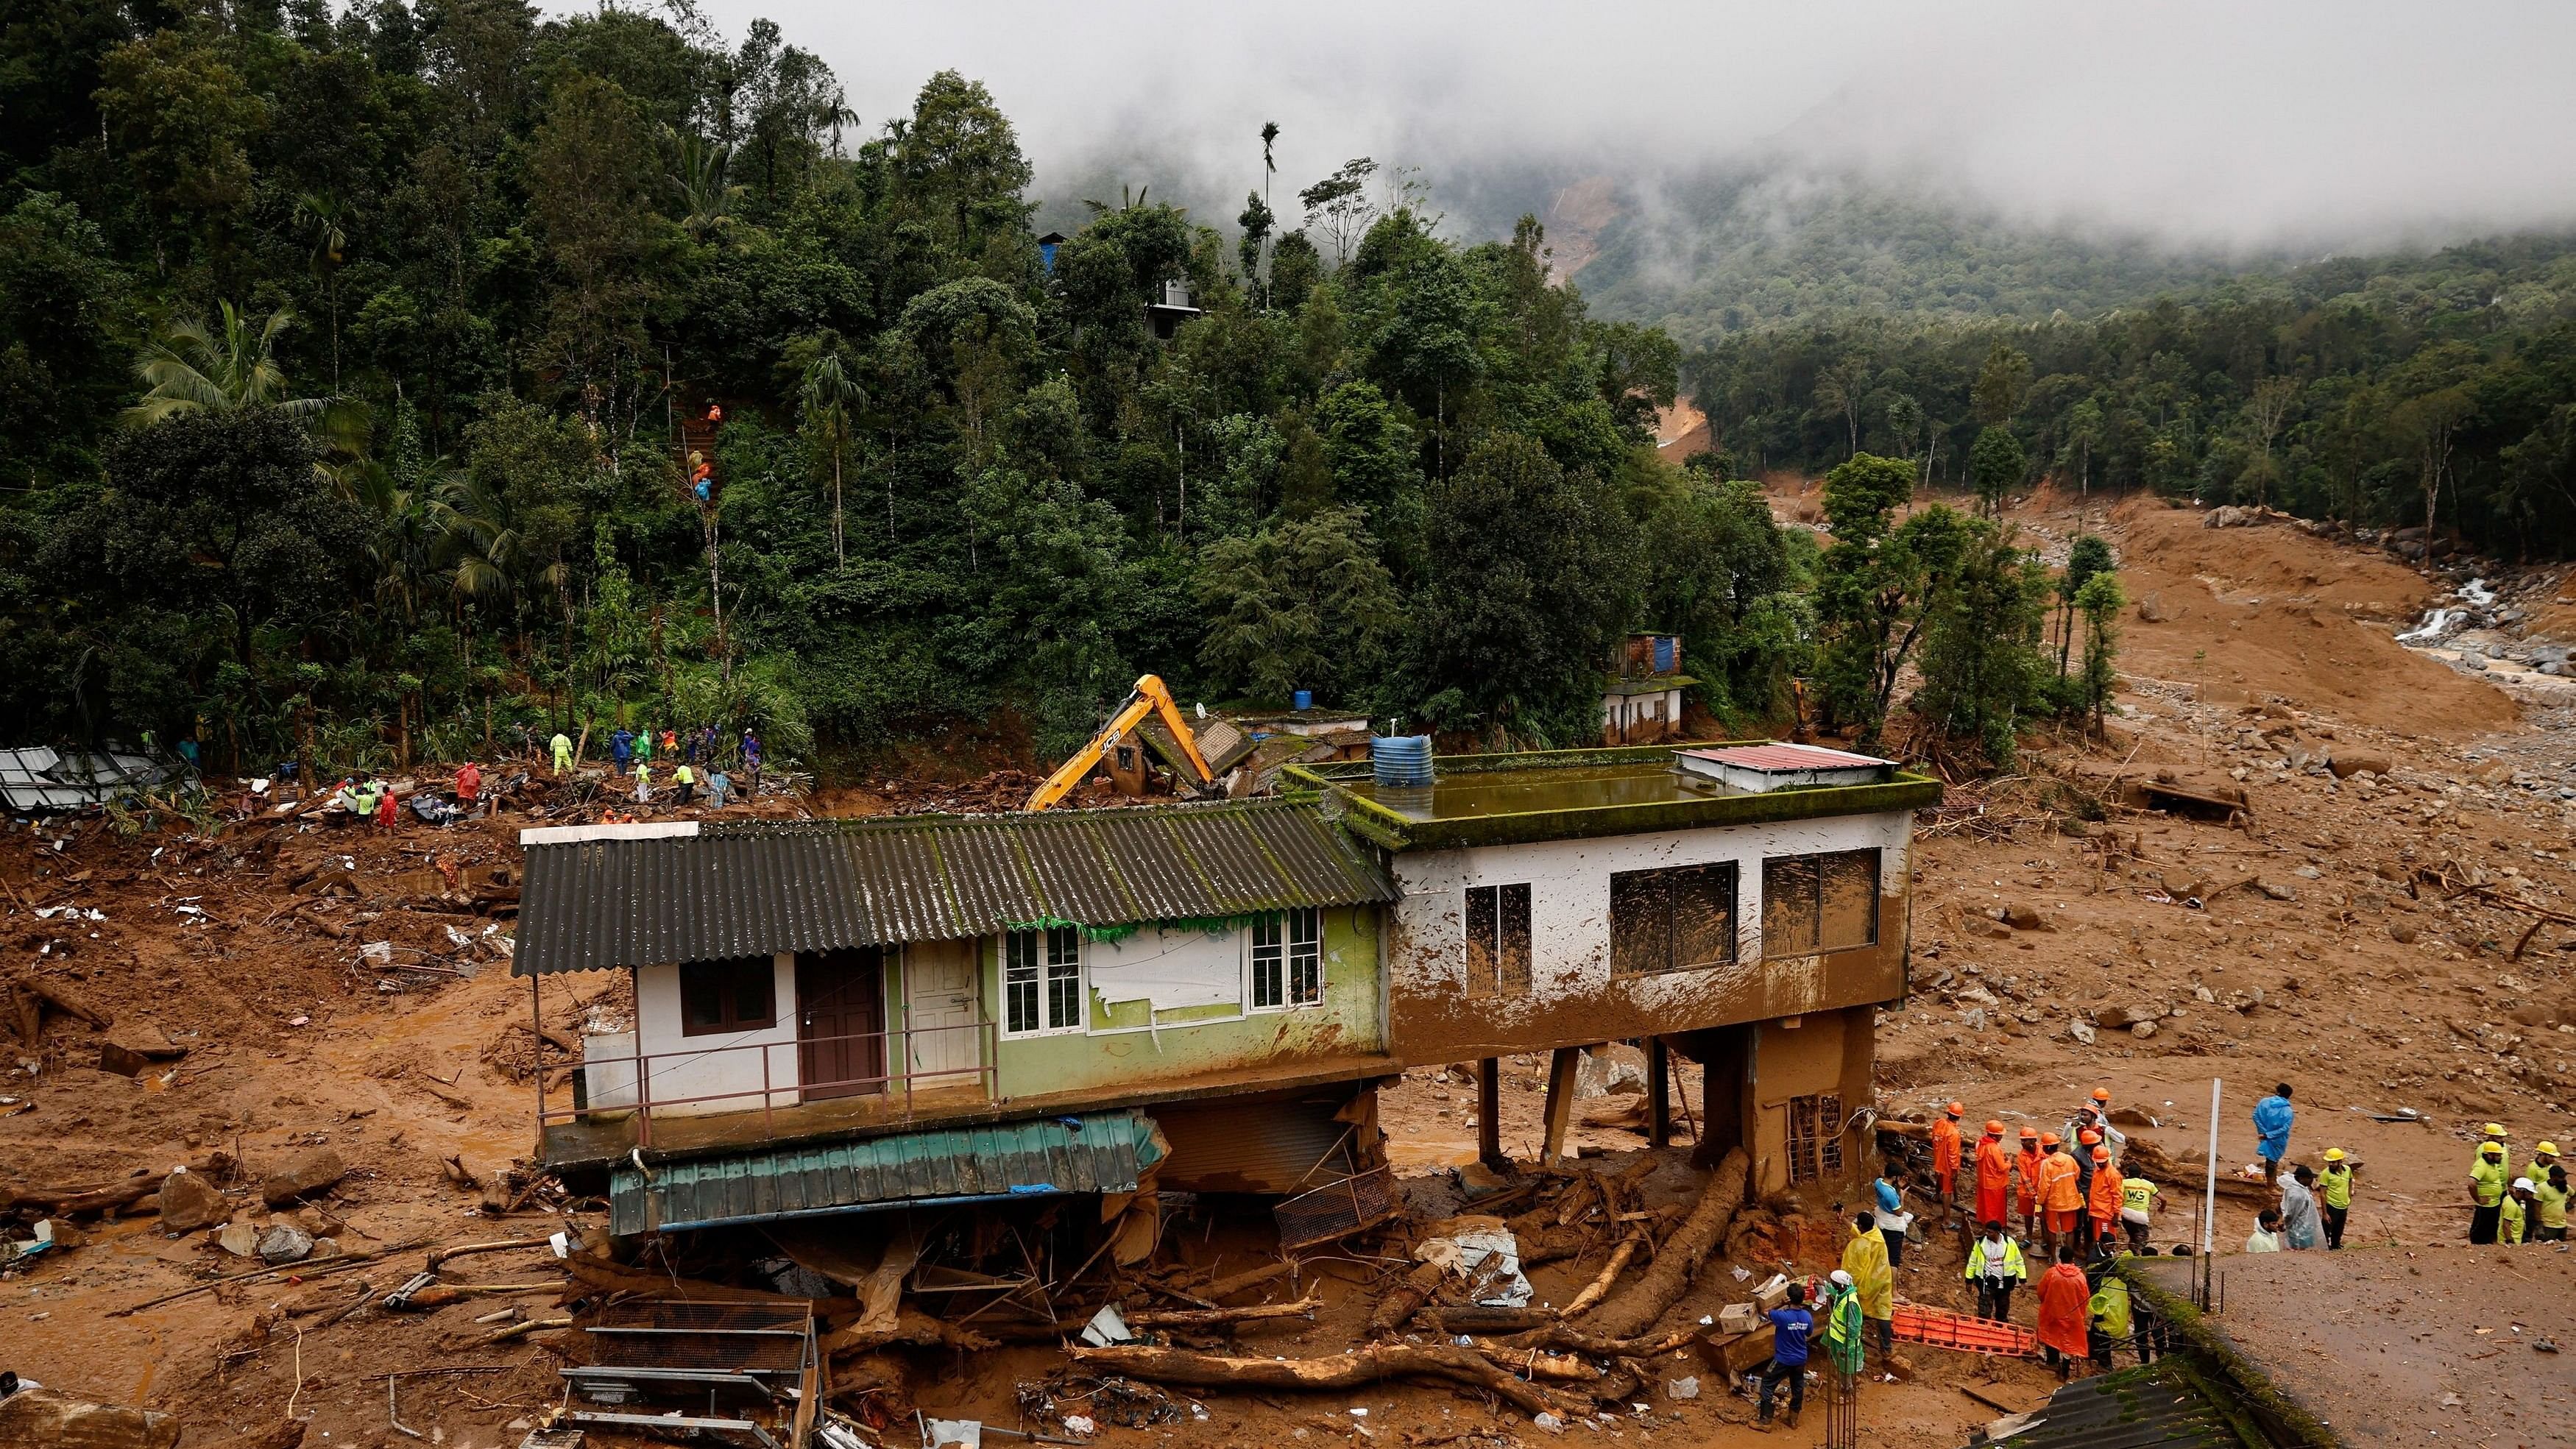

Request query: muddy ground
[{"left": 4, "top": 492, "right": 2575, "bottom": 1449}]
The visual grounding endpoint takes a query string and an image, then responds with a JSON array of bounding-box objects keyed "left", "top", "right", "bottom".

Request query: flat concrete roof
[{"left": 1287, "top": 745, "right": 1940, "bottom": 851}]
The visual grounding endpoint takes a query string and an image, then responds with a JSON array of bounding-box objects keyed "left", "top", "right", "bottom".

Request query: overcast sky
[{"left": 632, "top": 1, "right": 2576, "bottom": 249}]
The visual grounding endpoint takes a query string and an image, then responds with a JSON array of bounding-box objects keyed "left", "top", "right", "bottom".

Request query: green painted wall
[{"left": 982, "top": 905, "right": 1384, "bottom": 1099}]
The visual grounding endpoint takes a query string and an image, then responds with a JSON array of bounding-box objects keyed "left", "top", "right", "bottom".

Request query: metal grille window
[
  {"left": 679, "top": 957, "right": 776, "bottom": 1036},
  {"left": 1609, "top": 862, "right": 1737, "bottom": 975},
  {"left": 1004, "top": 926, "right": 1083, "bottom": 1036},
  {"left": 1786, "top": 1092, "right": 1844, "bottom": 1184},
  {"left": 1250, "top": 907, "right": 1325, "bottom": 1010},
  {"left": 1464, "top": 883, "right": 1532, "bottom": 997},
  {"left": 1761, "top": 849, "right": 1880, "bottom": 958}
]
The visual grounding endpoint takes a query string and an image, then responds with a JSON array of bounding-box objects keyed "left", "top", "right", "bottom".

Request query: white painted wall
[
  {"left": 580, "top": 954, "right": 800, "bottom": 1117},
  {"left": 1388, "top": 810, "right": 1911, "bottom": 1021},
  {"left": 1599, "top": 689, "right": 1683, "bottom": 732}
]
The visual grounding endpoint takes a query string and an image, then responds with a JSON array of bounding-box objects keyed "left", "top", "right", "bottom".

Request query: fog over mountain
[{"left": 667, "top": 0, "right": 2576, "bottom": 255}]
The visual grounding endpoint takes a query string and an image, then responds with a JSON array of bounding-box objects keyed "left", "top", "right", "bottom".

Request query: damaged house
[
  {"left": 517, "top": 742, "right": 1935, "bottom": 1240},
  {"left": 517, "top": 801, "right": 1404, "bottom": 1236}
]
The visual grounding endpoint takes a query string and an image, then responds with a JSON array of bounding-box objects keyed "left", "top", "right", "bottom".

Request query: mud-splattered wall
[{"left": 1382, "top": 810, "right": 1912, "bottom": 1062}]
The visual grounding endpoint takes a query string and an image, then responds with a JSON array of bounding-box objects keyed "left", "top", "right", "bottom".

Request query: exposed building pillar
[
  {"left": 1647, "top": 1036, "right": 1671, "bottom": 1149},
  {"left": 1477, "top": 1057, "right": 1504, "bottom": 1171},
  {"left": 1540, "top": 1046, "right": 1584, "bottom": 1166}
]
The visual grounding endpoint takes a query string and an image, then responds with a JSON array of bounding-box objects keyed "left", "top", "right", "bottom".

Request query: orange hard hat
[
  {"left": 2040, "top": 1133, "right": 2061, "bottom": 1147},
  {"left": 1984, "top": 1119, "right": 2006, "bottom": 1135},
  {"left": 2092, "top": 1145, "right": 2111, "bottom": 1161},
  {"left": 2019, "top": 1127, "right": 2040, "bottom": 1141},
  {"left": 2078, "top": 1129, "right": 2101, "bottom": 1144},
  {"left": 2091, "top": 1088, "right": 2112, "bottom": 1102},
  {"left": 1946, "top": 1102, "right": 1965, "bottom": 1116}
]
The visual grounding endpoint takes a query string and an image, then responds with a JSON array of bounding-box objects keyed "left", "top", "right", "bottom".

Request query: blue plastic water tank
[
  {"left": 1371, "top": 734, "right": 1434, "bottom": 787},
  {"left": 1292, "top": 689, "right": 1314, "bottom": 712}
]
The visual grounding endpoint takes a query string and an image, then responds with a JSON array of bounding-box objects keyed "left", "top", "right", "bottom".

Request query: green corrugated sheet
[{"left": 609, "top": 1109, "right": 1169, "bottom": 1234}]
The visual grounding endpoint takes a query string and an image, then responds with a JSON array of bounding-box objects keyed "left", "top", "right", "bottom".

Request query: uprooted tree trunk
[
  {"left": 1582, "top": 1146, "right": 1749, "bottom": 1341},
  {"left": 1070, "top": 1343, "right": 1574, "bottom": 1419}
]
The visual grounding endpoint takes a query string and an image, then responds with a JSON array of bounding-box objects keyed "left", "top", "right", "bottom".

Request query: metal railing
[{"left": 537, "top": 1016, "right": 998, "bottom": 1149}]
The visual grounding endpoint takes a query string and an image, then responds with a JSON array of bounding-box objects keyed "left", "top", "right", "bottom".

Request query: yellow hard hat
[
  {"left": 2483, "top": 1123, "right": 2510, "bottom": 1138},
  {"left": 2323, "top": 1148, "right": 2346, "bottom": 1161},
  {"left": 2480, "top": 1141, "right": 2506, "bottom": 1156},
  {"left": 2539, "top": 1142, "right": 2562, "bottom": 1156}
]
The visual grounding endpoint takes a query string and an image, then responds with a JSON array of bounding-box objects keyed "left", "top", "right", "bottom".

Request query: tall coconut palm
[
  {"left": 296, "top": 192, "right": 355, "bottom": 391},
  {"left": 124, "top": 302, "right": 327, "bottom": 426},
  {"left": 799, "top": 347, "right": 864, "bottom": 568}
]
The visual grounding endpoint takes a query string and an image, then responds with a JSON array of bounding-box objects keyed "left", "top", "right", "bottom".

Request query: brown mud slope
[{"left": 2103, "top": 496, "right": 2517, "bottom": 737}]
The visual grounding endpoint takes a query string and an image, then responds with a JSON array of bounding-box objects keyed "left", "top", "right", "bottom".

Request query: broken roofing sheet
[{"left": 0, "top": 746, "right": 184, "bottom": 813}]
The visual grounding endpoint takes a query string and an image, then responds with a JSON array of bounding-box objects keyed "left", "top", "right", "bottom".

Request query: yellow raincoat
[{"left": 1841, "top": 1224, "right": 1894, "bottom": 1320}]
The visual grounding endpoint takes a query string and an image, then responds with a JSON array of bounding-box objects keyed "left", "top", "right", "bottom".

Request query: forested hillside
[
  {"left": 1678, "top": 222, "right": 2576, "bottom": 561},
  {"left": 0, "top": 0, "right": 1846, "bottom": 775},
  {"left": 1571, "top": 165, "right": 2265, "bottom": 344}
]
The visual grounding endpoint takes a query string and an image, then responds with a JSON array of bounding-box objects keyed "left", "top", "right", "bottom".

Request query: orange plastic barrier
[{"left": 1892, "top": 1303, "right": 2038, "bottom": 1357}]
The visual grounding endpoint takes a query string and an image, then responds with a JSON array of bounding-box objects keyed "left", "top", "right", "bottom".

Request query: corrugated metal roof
[
  {"left": 1982, "top": 1358, "right": 2274, "bottom": 1449},
  {"left": 0, "top": 746, "right": 182, "bottom": 812},
  {"left": 515, "top": 798, "right": 1395, "bottom": 976},
  {"left": 608, "top": 1108, "right": 1169, "bottom": 1232}
]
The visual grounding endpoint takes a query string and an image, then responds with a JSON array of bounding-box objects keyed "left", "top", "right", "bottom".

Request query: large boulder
[
  {"left": 259, "top": 1149, "right": 344, "bottom": 1208},
  {"left": 0, "top": 1387, "right": 182, "bottom": 1449},
  {"left": 156, "top": 1169, "right": 226, "bottom": 1234}
]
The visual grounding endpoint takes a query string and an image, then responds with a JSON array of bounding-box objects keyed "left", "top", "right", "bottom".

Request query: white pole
[{"left": 2203, "top": 1077, "right": 2223, "bottom": 1264}]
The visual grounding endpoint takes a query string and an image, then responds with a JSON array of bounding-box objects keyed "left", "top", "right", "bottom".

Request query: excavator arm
[{"left": 1025, "top": 674, "right": 1216, "bottom": 811}]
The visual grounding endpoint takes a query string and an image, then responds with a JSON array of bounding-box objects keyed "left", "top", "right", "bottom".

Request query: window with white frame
[
  {"left": 1250, "top": 907, "right": 1324, "bottom": 1010},
  {"left": 1004, "top": 925, "right": 1084, "bottom": 1035}
]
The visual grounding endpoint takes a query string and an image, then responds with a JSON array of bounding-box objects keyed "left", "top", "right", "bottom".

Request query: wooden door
[
  {"left": 903, "top": 941, "right": 983, "bottom": 1089},
  {"left": 796, "top": 948, "right": 885, "bottom": 1102}
]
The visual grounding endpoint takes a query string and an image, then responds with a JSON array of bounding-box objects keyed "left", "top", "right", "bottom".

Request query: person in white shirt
[{"left": 2243, "top": 1207, "right": 2283, "bottom": 1253}]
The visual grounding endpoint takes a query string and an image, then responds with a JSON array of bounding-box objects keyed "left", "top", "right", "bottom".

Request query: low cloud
[{"left": 662, "top": 0, "right": 2576, "bottom": 250}]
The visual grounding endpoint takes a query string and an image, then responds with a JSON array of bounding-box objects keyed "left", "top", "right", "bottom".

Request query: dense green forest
[
  {"left": 1573, "top": 166, "right": 2270, "bottom": 345},
  {"left": 1681, "top": 230, "right": 2576, "bottom": 560},
  {"left": 0, "top": 1, "right": 2141, "bottom": 781}
]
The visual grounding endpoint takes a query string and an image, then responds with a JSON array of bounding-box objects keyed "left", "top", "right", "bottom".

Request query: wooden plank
[{"left": 1540, "top": 1046, "right": 1582, "bottom": 1167}]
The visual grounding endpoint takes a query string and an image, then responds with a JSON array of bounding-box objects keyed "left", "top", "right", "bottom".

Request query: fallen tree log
[
  {"left": 1557, "top": 1234, "right": 1641, "bottom": 1320},
  {"left": 4, "top": 1172, "right": 168, "bottom": 1216},
  {"left": 1069, "top": 1344, "right": 1569, "bottom": 1419},
  {"left": 1368, "top": 1260, "right": 1447, "bottom": 1337},
  {"left": 1582, "top": 1147, "right": 1749, "bottom": 1341},
  {"left": 1472, "top": 1347, "right": 1595, "bottom": 1381},
  {"left": 1204, "top": 1258, "right": 1298, "bottom": 1302},
  {"left": 1416, "top": 1305, "right": 1557, "bottom": 1334},
  {"left": 1490, "top": 1325, "right": 1700, "bottom": 1358},
  {"left": 1123, "top": 1296, "right": 1319, "bottom": 1329}
]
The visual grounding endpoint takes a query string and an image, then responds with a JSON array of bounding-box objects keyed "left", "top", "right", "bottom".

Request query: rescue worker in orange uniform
[
  {"left": 2072, "top": 1129, "right": 2104, "bottom": 1247},
  {"left": 2037, "top": 1134, "right": 2084, "bottom": 1258},
  {"left": 2014, "top": 1128, "right": 2048, "bottom": 1237},
  {"left": 2035, "top": 1246, "right": 2093, "bottom": 1381},
  {"left": 1929, "top": 1102, "right": 1965, "bottom": 1222},
  {"left": 2086, "top": 1145, "right": 2125, "bottom": 1249},
  {"left": 1973, "top": 1120, "right": 2013, "bottom": 1231}
]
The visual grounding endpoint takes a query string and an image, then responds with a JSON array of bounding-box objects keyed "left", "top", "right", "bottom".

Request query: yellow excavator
[{"left": 1026, "top": 674, "right": 1216, "bottom": 811}]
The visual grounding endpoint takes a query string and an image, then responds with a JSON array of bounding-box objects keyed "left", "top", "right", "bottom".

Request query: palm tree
[
  {"left": 124, "top": 302, "right": 327, "bottom": 426},
  {"left": 667, "top": 128, "right": 743, "bottom": 240},
  {"left": 295, "top": 192, "right": 355, "bottom": 391},
  {"left": 799, "top": 348, "right": 864, "bottom": 568}
]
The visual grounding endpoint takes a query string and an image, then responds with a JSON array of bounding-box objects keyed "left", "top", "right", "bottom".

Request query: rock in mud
[
  {"left": 157, "top": 1169, "right": 226, "bottom": 1234},
  {"left": 2329, "top": 752, "right": 2393, "bottom": 779},
  {"left": 255, "top": 1223, "right": 314, "bottom": 1264},
  {"left": 260, "top": 1149, "right": 345, "bottom": 1207}
]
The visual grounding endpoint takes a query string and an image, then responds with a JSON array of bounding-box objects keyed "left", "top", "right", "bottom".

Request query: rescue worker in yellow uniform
[
  {"left": 2469, "top": 1138, "right": 2510, "bottom": 1244},
  {"left": 2502, "top": 1178, "right": 2533, "bottom": 1246},
  {"left": 2318, "top": 1147, "right": 2356, "bottom": 1250}
]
